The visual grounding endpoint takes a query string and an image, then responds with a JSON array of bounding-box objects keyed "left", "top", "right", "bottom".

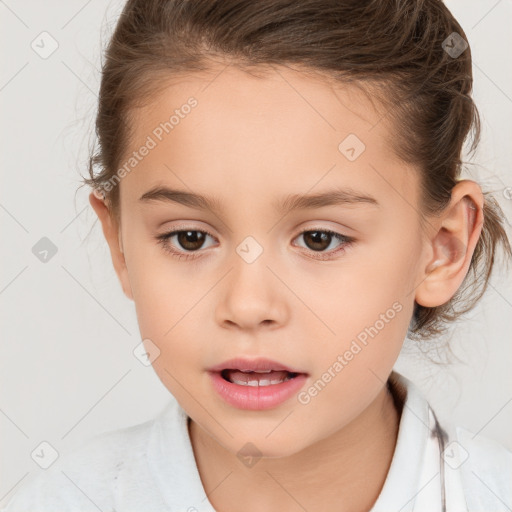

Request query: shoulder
[
  {"left": 391, "top": 372, "right": 512, "bottom": 510},
  {"left": 454, "top": 425, "right": 512, "bottom": 467},
  {"left": 454, "top": 425, "right": 512, "bottom": 482},
  {"left": 446, "top": 424, "right": 512, "bottom": 510},
  {"left": 1, "top": 418, "right": 155, "bottom": 512}
]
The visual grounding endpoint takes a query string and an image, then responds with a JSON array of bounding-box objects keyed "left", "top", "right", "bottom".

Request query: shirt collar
[{"left": 370, "top": 370, "right": 442, "bottom": 512}]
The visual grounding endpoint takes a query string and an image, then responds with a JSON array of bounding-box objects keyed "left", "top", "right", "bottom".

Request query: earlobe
[
  {"left": 414, "top": 181, "right": 484, "bottom": 309},
  {"left": 88, "top": 192, "right": 134, "bottom": 301}
]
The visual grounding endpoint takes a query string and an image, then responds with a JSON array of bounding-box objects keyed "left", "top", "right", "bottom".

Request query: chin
[{"left": 218, "top": 428, "right": 312, "bottom": 461}]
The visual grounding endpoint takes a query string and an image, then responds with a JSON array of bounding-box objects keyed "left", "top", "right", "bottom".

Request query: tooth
[
  {"left": 239, "top": 369, "right": 273, "bottom": 373},
  {"left": 231, "top": 376, "right": 290, "bottom": 386},
  {"left": 232, "top": 379, "right": 257, "bottom": 386}
]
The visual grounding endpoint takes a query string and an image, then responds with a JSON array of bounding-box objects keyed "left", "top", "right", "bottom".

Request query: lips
[{"left": 208, "top": 358, "right": 309, "bottom": 410}]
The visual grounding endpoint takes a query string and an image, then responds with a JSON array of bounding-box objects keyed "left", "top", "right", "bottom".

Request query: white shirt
[{"left": 2, "top": 371, "right": 511, "bottom": 511}]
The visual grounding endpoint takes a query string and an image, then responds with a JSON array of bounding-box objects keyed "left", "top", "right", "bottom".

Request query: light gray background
[{"left": 1, "top": 0, "right": 511, "bottom": 505}]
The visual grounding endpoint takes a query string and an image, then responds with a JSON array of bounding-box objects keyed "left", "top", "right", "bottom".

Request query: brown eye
[
  {"left": 293, "top": 228, "right": 355, "bottom": 259},
  {"left": 176, "top": 230, "right": 207, "bottom": 251},
  {"left": 156, "top": 228, "right": 217, "bottom": 260},
  {"left": 302, "top": 231, "right": 332, "bottom": 251}
]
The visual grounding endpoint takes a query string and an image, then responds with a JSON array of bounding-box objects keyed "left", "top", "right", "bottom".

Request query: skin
[{"left": 89, "top": 63, "right": 484, "bottom": 512}]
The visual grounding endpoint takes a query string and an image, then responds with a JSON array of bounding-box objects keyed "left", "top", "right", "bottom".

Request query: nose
[{"left": 214, "top": 251, "right": 290, "bottom": 332}]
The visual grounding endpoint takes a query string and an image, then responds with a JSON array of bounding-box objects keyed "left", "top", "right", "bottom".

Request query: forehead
[{"left": 120, "top": 63, "right": 418, "bottom": 213}]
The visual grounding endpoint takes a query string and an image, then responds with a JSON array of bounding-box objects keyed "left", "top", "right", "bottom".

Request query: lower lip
[{"left": 208, "top": 371, "right": 308, "bottom": 410}]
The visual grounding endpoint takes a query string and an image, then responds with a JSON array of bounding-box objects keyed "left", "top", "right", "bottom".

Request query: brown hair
[{"left": 83, "top": 0, "right": 511, "bottom": 342}]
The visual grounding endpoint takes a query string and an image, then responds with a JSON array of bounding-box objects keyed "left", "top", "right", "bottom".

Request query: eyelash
[{"left": 156, "top": 226, "right": 355, "bottom": 262}]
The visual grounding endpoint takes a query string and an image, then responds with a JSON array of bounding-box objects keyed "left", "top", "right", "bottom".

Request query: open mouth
[
  {"left": 220, "top": 369, "right": 299, "bottom": 386},
  {"left": 209, "top": 361, "right": 309, "bottom": 410}
]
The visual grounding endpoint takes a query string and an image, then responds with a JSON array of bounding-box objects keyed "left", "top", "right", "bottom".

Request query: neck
[{"left": 189, "top": 381, "right": 400, "bottom": 512}]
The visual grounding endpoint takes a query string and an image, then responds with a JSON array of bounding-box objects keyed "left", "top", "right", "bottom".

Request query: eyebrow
[{"left": 139, "top": 185, "right": 380, "bottom": 215}]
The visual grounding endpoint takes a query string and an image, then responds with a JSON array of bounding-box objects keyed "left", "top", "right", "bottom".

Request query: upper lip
[{"left": 208, "top": 357, "right": 307, "bottom": 374}]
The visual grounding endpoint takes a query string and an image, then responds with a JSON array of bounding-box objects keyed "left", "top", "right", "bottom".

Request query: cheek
[
  {"left": 307, "top": 231, "right": 419, "bottom": 389},
  {"left": 125, "top": 247, "right": 211, "bottom": 376},
  {"left": 132, "top": 284, "right": 208, "bottom": 406},
  {"left": 297, "top": 298, "right": 409, "bottom": 432},
  {"left": 131, "top": 276, "right": 198, "bottom": 353},
  {"left": 343, "top": 220, "right": 422, "bottom": 310},
  {"left": 123, "top": 229, "right": 186, "bottom": 328},
  {"left": 313, "top": 243, "right": 417, "bottom": 349}
]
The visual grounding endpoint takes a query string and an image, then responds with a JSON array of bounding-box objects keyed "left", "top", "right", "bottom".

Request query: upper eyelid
[{"left": 158, "top": 226, "right": 349, "bottom": 238}]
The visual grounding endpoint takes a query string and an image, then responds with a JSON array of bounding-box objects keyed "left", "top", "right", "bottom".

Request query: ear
[
  {"left": 415, "top": 180, "right": 484, "bottom": 308},
  {"left": 89, "top": 191, "right": 134, "bottom": 301}
]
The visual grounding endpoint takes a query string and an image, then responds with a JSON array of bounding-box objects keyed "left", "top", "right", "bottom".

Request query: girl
[{"left": 3, "top": 0, "right": 511, "bottom": 511}]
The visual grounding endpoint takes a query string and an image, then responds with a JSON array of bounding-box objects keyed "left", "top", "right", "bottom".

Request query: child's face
[{"left": 97, "top": 64, "right": 432, "bottom": 456}]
